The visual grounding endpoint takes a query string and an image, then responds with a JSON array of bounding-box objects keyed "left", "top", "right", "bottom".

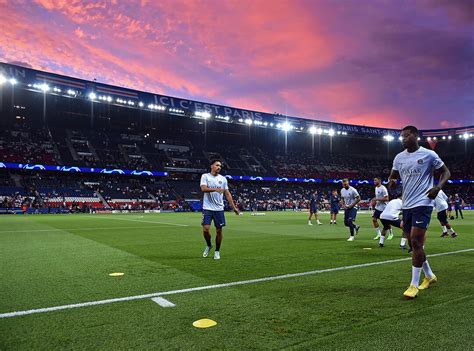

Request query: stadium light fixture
[
  {"left": 442, "top": 136, "right": 446, "bottom": 140},
  {"left": 426, "top": 137, "right": 431, "bottom": 141},
  {"left": 0, "top": 75, "right": 6, "bottom": 85},
  {"left": 39, "top": 83, "right": 50, "bottom": 92},
  {"left": 88, "top": 92, "right": 97, "bottom": 100},
  {"left": 383, "top": 135, "right": 394, "bottom": 142},
  {"left": 9, "top": 78, "right": 17, "bottom": 85},
  {"left": 138, "top": 102, "right": 144, "bottom": 107},
  {"left": 398, "top": 136, "right": 403, "bottom": 141},
  {"left": 433, "top": 137, "right": 437, "bottom": 140},
  {"left": 107, "top": 96, "right": 112, "bottom": 102},
  {"left": 269, "top": 123, "right": 274, "bottom": 127},
  {"left": 245, "top": 118, "right": 253, "bottom": 125},
  {"left": 238, "top": 118, "right": 244, "bottom": 123},
  {"left": 317, "top": 128, "right": 323, "bottom": 135},
  {"left": 309, "top": 126, "right": 317, "bottom": 135},
  {"left": 67, "top": 89, "right": 76, "bottom": 96},
  {"left": 417, "top": 137, "right": 421, "bottom": 141},
  {"left": 282, "top": 122, "right": 292, "bottom": 132},
  {"left": 328, "top": 129, "right": 335, "bottom": 136},
  {"left": 463, "top": 133, "right": 469, "bottom": 139},
  {"left": 448, "top": 136, "right": 452, "bottom": 140}
]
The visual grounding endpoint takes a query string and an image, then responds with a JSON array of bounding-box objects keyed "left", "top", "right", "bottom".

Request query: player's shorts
[
  {"left": 201, "top": 209, "right": 226, "bottom": 228},
  {"left": 310, "top": 205, "right": 318, "bottom": 213},
  {"left": 372, "top": 209, "right": 383, "bottom": 219},
  {"left": 330, "top": 205, "right": 339, "bottom": 214},
  {"left": 437, "top": 210, "right": 448, "bottom": 224},
  {"left": 402, "top": 206, "right": 432, "bottom": 233},
  {"left": 344, "top": 207, "right": 357, "bottom": 222},
  {"left": 380, "top": 218, "right": 401, "bottom": 230}
]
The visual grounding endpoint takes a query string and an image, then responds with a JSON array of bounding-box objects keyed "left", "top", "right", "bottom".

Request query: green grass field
[{"left": 0, "top": 211, "right": 473, "bottom": 350}]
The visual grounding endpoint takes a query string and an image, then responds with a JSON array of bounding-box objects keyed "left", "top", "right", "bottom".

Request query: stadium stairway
[{"left": 95, "top": 190, "right": 111, "bottom": 208}]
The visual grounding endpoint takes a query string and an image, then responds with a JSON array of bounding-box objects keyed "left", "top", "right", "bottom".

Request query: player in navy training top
[
  {"left": 329, "top": 189, "right": 340, "bottom": 224},
  {"left": 308, "top": 190, "right": 322, "bottom": 225}
]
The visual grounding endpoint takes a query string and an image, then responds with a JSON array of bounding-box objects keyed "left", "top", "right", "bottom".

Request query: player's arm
[
  {"left": 426, "top": 164, "right": 451, "bottom": 199},
  {"left": 200, "top": 185, "right": 224, "bottom": 193},
  {"left": 388, "top": 169, "right": 400, "bottom": 189},
  {"left": 348, "top": 195, "right": 361, "bottom": 209},
  {"left": 224, "top": 189, "right": 240, "bottom": 215}
]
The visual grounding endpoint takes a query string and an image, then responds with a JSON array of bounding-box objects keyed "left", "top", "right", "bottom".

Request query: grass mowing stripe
[
  {"left": 93, "top": 216, "right": 190, "bottom": 227},
  {"left": 0, "top": 225, "right": 182, "bottom": 234},
  {"left": 1, "top": 248, "right": 472, "bottom": 319}
]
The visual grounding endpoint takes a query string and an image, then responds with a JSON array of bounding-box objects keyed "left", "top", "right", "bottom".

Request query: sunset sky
[{"left": 0, "top": 0, "right": 472, "bottom": 129}]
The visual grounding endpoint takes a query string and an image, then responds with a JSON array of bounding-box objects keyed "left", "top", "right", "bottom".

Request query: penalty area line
[{"left": 0, "top": 248, "right": 472, "bottom": 319}]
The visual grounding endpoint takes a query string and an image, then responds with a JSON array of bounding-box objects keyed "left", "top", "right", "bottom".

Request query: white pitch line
[
  {"left": 1, "top": 248, "right": 472, "bottom": 319},
  {"left": 152, "top": 297, "right": 176, "bottom": 308},
  {"left": 93, "top": 216, "right": 189, "bottom": 227},
  {"left": 0, "top": 225, "right": 181, "bottom": 234}
]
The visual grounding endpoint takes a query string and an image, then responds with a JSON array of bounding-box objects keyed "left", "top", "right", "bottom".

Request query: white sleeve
[
  {"left": 224, "top": 177, "right": 229, "bottom": 190},
  {"left": 353, "top": 188, "right": 360, "bottom": 198},
  {"left": 200, "top": 174, "right": 207, "bottom": 186},
  {"left": 392, "top": 154, "right": 400, "bottom": 171},
  {"left": 382, "top": 186, "right": 388, "bottom": 197},
  {"left": 431, "top": 151, "right": 444, "bottom": 170}
]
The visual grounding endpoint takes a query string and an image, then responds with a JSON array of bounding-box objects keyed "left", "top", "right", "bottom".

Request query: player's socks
[
  {"left": 374, "top": 228, "right": 381, "bottom": 240},
  {"left": 422, "top": 260, "right": 434, "bottom": 279},
  {"left": 411, "top": 266, "right": 422, "bottom": 288},
  {"left": 355, "top": 224, "right": 360, "bottom": 235},
  {"left": 400, "top": 238, "right": 407, "bottom": 247},
  {"left": 379, "top": 235, "right": 385, "bottom": 245},
  {"left": 204, "top": 234, "right": 212, "bottom": 247},
  {"left": 387, "top": 229, "right": 393, "bottom": 240}
]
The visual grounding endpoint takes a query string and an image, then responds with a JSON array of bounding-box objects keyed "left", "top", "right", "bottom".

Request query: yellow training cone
[
  {"left": 109, "top": 272, "right": 125, "bottom": 276},
  {"left": 193, "top": 319, "right": 217, "bottom": 328}
]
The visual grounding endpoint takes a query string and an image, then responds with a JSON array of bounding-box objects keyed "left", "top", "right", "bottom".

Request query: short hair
[
  {"left": 402, "top": 125, "right": 419, "bottom": 136},
  {"left": 210, "top": 159, "right": 222, "bottom": 166},
  {"left": 374, "top": 176, "right": 382, "bottom": 181},
  {"left": 342, "top": 178, "right": 349, "bottom": 183}
]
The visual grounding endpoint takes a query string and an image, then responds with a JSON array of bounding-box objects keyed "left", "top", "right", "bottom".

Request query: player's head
[
  {"left": 332, "top": 189, "right": 338, "bottom": 195},
  {"left": 455, "top": 193, "right": 459, "bottom": 197},
  {"left": 374, "top": 177, "right": 381, "bottom": 186},
  {"left": 342, "top": 178, "right": 350, "bottom": 189},
  {"left": 400, "top": 125, "right": 419, "bottom": 149},
  {"left": 210, "top": 159, "right": 222, "bottom": 174}
]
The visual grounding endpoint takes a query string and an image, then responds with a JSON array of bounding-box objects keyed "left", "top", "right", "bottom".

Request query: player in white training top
[
  {"left": 200, "top": 159, "right": 240, "bottom": 260},
  {"left": 388, "top": 126, "right": 451, "bottom": 299},
  {"left": 371, "top": 177, "right": 390, "bottom": 241},
  {"left": 340, "top": 179, "right": 361, "bottom": 241},
  {"left": 378, "top": 192, "right": 407, "bottom": 248},
  {"left": 435, "top": 189, "right": 457, "bottom": 238}
]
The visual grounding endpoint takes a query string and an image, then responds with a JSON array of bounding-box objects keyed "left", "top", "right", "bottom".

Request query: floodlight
[
  {"left": 88, "top": 92, "right": 97, "bottom": 100},
  {"left": 309, "top": 126, "right": 317, "bottom": 135},
  {"left": 282, "top": 122, "right": 292, "bottom": 132}
]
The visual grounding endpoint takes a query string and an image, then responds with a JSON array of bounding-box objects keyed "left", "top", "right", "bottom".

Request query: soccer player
[
  {"left": 372, "top": 177, "right": 390, "bottom": 240},
  {"left": 389, "top": 126, "right": 451, "bottom": 299},
  {"left": 308, "top": 190, "right": 322, "bottom": 225},
  {"left": 435, "top": 189, "right": 458, "bottom": 238},
  {"left": 341, "top": 179, "right": 361, "bottom": 241},
  {"left": 453, "top": 193, "right": 464, "bottom": 219},
  {"left": 200, "top": 159, "right": 240, "bottom": 260},
  {"left": 378, "top": 193, "right": 407, "bottom": 248},
  {"left": 330, "top": 189, "right": 340, "bottom": 224}
]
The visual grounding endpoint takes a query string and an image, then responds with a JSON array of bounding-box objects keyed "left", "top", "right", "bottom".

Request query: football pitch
[{"left": 0, "top": 211, "right": 473, "bottom": 350}]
